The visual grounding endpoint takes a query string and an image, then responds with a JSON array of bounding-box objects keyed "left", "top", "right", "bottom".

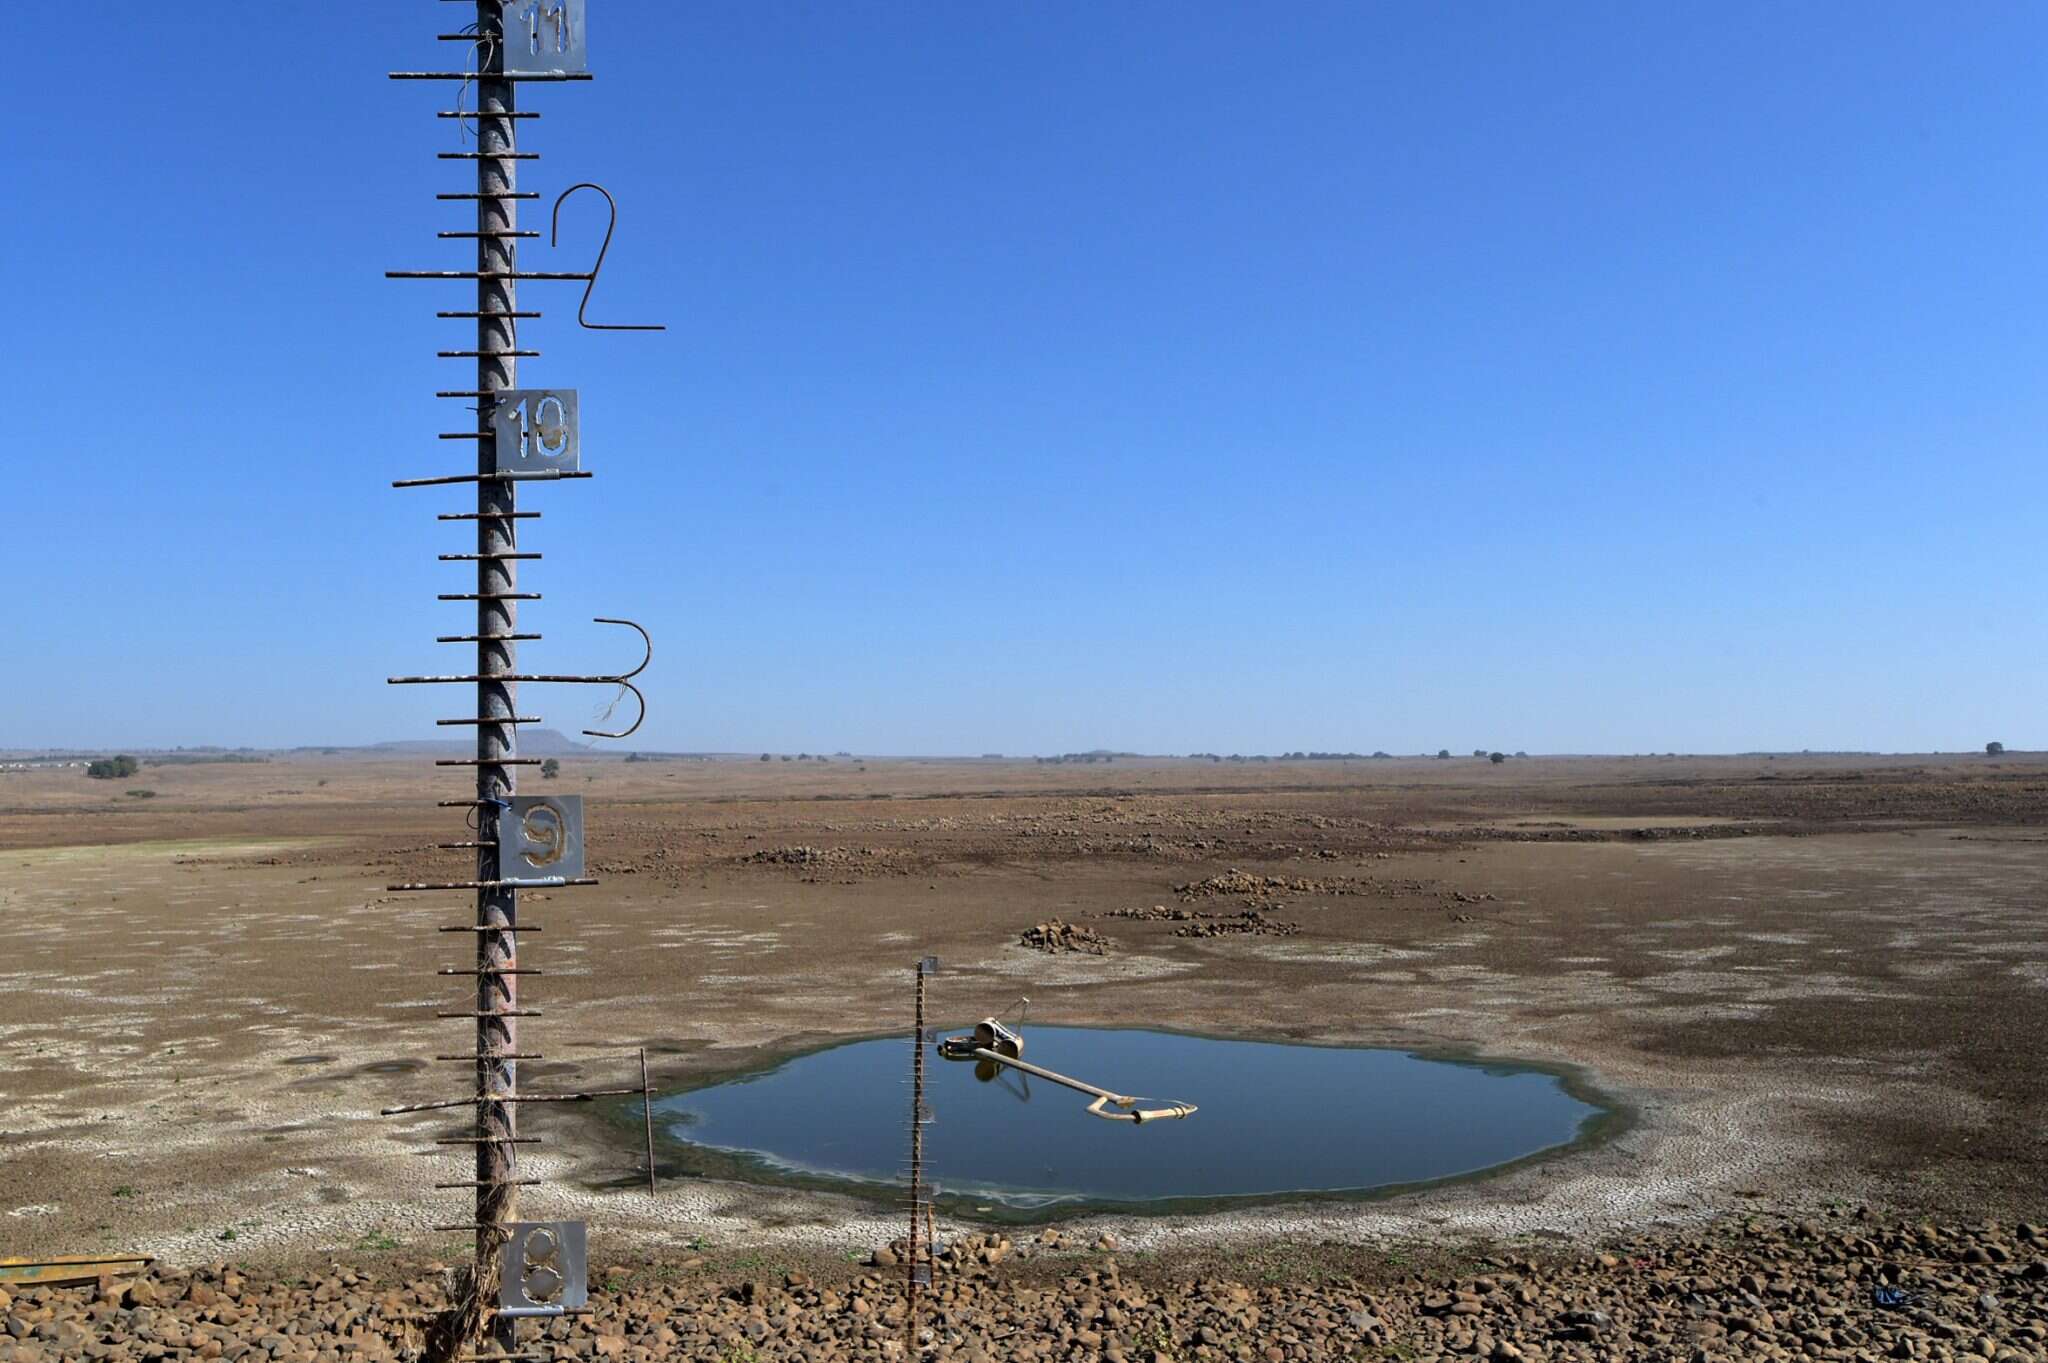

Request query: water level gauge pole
[
  {"left": 906, "top": 956, "right": 938, "bottom": 1356},
  {"left": 472, "top": 1, "right": 522, "bottom": 1352}
]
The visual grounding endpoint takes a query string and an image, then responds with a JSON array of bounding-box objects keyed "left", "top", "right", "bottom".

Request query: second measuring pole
[{"left": 474, "top": 1, "right": 522, "bottom": 1349}]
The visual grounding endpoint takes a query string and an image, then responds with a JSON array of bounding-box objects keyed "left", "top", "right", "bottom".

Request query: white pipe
[{"left": 969, "top": 1049, "right": 1197, "bottom": 1123}]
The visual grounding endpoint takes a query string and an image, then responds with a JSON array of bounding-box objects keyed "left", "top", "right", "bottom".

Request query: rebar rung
[
  {"left": 434, "top": 1179, "right": 544, "bottom": 1188},
  {"left": 436, "top": 1054, "right": 543, "bottom": 1062},
  {"left": 398, "top": 471, "right": 590, "bottom": 488},
  {"left": 388, "top": 270, "right": 590, "bottom": 281},
  {"left": 440, "top": 925, "right": 542, "bottom": 932},
  {"left": 438, "top": 552, "right": 541, "bottom": 560},
  {"left": 439, "top": 511, "right": 541, "bottom": 522},
  {"left": 389, "top": 71, "right": 594, "bottom": 82}
]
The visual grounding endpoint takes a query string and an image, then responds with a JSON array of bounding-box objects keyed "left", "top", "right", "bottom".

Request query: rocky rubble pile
[
  {"left": 1170, "top": 909, "right": 1300, "bottom": 939},
  {"left": 0, "top": 1216, "right": 2042, "bottom": 1362},
  {"left": 1175, "top": 872, "right": 1343, "bottom": 900},
  {"left": 1019, "top": 918, "right": 1113, "bottom": 955},
  {"left": 740, "top": 845, "right": 889, "bottom": 867},
  {"left": 1101, "top": 905, "right": 1300, "bottom": 937}
]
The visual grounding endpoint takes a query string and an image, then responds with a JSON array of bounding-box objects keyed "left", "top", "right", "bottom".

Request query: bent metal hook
[
  {"left": 580, "top": 616, "right": 650, "bottom": 739},
  {"left": 550, "top": 183, "right": 667, "bottom": 332}
]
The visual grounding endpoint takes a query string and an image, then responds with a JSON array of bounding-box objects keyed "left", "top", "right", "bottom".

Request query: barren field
[{"left": 1, "top": 751, "right": 2044, "bottom": 1283}]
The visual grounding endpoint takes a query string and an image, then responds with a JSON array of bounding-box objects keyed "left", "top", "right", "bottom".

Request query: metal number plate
[
  {"left": 501, "top": 0, "right": 587, "bottom": 76},
  {"left": 491, "top": 389, "right": 579, "bottom": 475},
  {"left": 501, "top": 794, "right": 584, "bottom": 883},
  {"left": 499, "top": 1221, "right": 587, "bottom": 1315}
]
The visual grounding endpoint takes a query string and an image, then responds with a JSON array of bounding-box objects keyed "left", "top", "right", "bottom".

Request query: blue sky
[{"left": 6, "top": 4, "right": 2042, "bottom": 755}]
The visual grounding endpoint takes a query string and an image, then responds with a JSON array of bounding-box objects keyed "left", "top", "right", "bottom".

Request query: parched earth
[
  {"left": 0, "top": 752, "right": 2043, "bottom": 1357},
  {"left": 2, "top": 1214, "right": 2044, "bottom": 1361}
]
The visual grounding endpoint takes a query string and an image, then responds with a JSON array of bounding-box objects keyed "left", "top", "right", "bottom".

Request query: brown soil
[{"left": 0, "top": 752, "right": 2043, "bottom": 1280}]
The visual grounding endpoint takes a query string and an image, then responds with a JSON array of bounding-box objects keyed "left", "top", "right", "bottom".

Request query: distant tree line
[{"left": 86, "top": 755, "right": 140, "bottom": 780}]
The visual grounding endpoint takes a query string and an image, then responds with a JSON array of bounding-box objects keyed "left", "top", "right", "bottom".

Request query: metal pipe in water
[{"left": 965, "top": 1049, "right": 1198, "bottom": 1124}]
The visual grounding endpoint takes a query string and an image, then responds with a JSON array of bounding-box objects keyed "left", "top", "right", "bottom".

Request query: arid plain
[{"left": 1, "top": 750, "right": 2044, "bottom": 1277}]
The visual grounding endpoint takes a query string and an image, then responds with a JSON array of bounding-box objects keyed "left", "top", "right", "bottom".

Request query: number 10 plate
[{"left": 491, "top": 389, "right": 579, "bottom": 475}]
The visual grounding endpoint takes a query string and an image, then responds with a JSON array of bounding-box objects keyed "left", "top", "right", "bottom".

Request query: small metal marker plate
[
  {"left": 499, "top": 1220, "right": 587, "bottom": 1315},
  {"left": 501, "top": 0, "right": 587, "bottom": 75},
  {"left": 491, "top": 390, "right": 579, "bottom": 475},
  {"left": 502, "top": 794, "right": 584, "bottom": 883}
]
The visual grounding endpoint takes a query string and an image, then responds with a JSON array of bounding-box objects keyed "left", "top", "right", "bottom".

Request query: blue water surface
[{"left": 654, "top": 1027, "right": 1606, "bottom": 1209}]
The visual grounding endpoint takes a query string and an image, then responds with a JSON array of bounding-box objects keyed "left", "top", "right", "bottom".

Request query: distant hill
[{"left": 366, "top": 728, "right": 602, "bottom": 758}]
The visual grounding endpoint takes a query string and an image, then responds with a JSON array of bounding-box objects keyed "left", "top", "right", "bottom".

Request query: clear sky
[{"left": 6, "top": 4, "right": 2042, "bottom": 755}]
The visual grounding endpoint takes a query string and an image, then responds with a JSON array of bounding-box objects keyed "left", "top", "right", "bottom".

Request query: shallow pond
[{"left": 651, "top": 1027, "right": 1614, "bottom": 1217}]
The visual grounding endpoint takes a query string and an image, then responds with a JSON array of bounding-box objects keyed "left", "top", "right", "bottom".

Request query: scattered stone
[
  {"left": 1019, "top": 918, "right": 1113, "bottom": 955},
  {"left": 1, "top": 1214, "right": 2040, "bottom": 1362},
  {"left": 1171, "top": 908, "right": 1299, "bottom": 938}
]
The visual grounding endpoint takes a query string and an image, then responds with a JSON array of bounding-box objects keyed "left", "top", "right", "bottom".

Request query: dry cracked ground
[{"left": 0, "top": 752, "right": 2043, "bottom": 1359}]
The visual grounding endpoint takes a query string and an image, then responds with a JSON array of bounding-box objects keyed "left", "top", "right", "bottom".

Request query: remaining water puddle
[{"left": 651, "top": 1027, "right": 1613, "bottom": 1217}]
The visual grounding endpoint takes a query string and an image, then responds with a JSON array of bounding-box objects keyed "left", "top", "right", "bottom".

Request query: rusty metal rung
[
  {"left": 434, "top": 715, "right": 543, "bottom": 726},
  {"left": 435, "top": 840, "right": 491, "bottom": 848},
  {"left": 435, "top": 1009, "right": 545, "bottom": 1019},
  {"left": 436, "top": 634, "right": 542, "bottom": 643},
  {"left": 438, "top": 925, "right": 543, "bottom": 932},
  {"left": 398, "top": 875, "right": 589, "bottom": 889},
  {"left": 439, "top": 231, "right": 542, "bottom": 239},
  {"left": 432, "top": 1136, "right": 543, "bottom": 1145},
  {"left": 438, "top": 151, "right": 541, "bottom": 160},
  {"left": 389, "top": 71, "right": 594, "bottom": 82},
  {"left": 437, "top": 109, "right": 539, "bottom": 119},
  {"left": 434, "top": 592, "right": 543, "bottom": 600},
  {"left": 435, "top": 1053, "right": 543, "bottom": 1062},
  {"left": 434, "top": 758, "right": 547, "bottom": 767},
  {"left": 388, "top": 270, "right": 592, "bottom": 281},
  {"left": 437, "top": 192, "right": 540, "bottom": 201},
  {"left": 437, "top": 351, "right": 540, "bottom": 359},
  {"left": 437, "top": 967, "right": 545, "bottom": 976},
  {"left": 399, "top": 471, "right": 591, "bottom": 488},
  {"left": 434, "top": 1179, "right": 544, "bottom": 1188},
  {"left": 439, "top": 551, "right": 541, "bottom": 560},
  {"left": 438, "top": 512, "right": 541, "bottom": 522}
]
